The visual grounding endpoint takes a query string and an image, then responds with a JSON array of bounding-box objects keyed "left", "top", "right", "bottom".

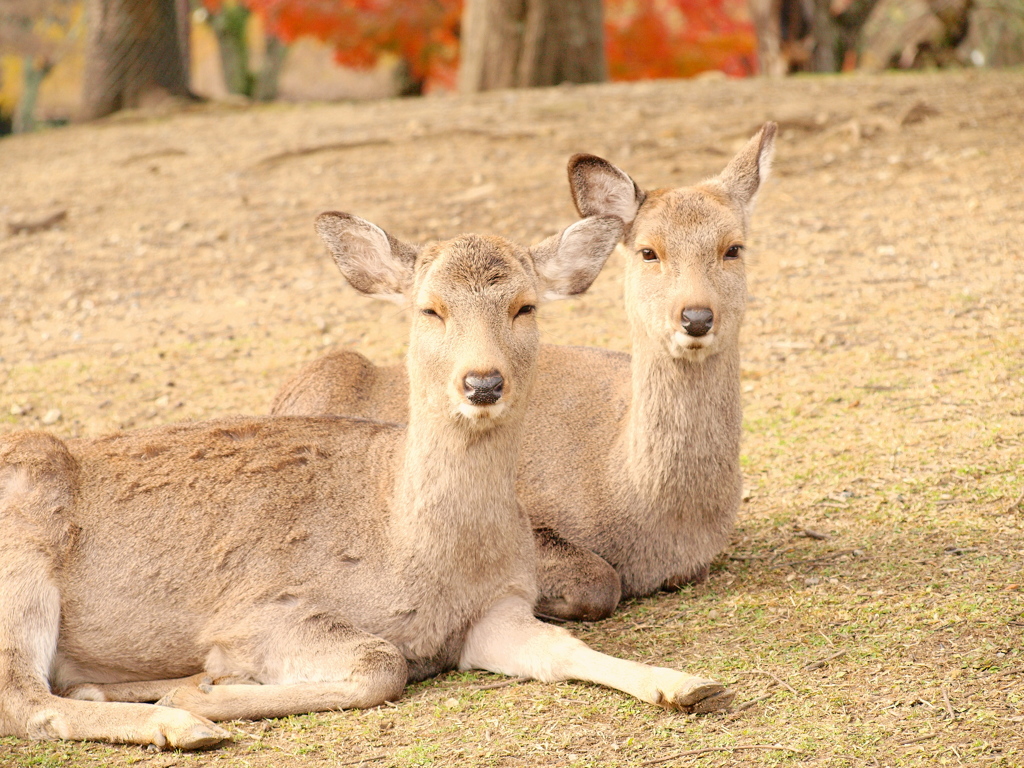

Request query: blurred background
[{"left": 1, "top": 0, "right": 1022, "bottom": 134}]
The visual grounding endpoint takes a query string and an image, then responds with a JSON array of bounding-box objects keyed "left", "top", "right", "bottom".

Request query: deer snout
[
  {"left": 680, "top": 307, "right": 714, "bottom": 337},
  {"left": 463, "top": 370, "right": 504, "bottom": 405}
]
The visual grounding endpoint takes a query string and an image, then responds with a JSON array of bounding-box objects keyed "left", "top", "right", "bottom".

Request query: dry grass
[{"left": 1, "top": 67, "right": 1022, "bottom": 766}]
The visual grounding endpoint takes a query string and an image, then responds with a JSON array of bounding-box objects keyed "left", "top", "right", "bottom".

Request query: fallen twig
[
  {"left": 773, "top": 549, "right": 857, "bottom": 569},
  {"left": 253, "top": 126, "right": 545, "bottom": 170},
  {"left": 639, "top": 744, "right": 801, "bottom": 766},
  {"left": 987, "top": 667, "right": 1023, "bottom": 678},
  {"left": 732, "top": 692, "right": 774, "bottom": 713},
  {"left": 802, "top": 650, "right": 847, "bottom": 670},
  {"left": 121, "top": 148, "right": 186, "bottom": 165},
  {"left": 255, "top": 138, "right": 395, "bottom": 168},
  {"left": 533, "top": 611, "right": 569, "bottom": 623},
  {"left": 944, "top": 546, "right": 979, "bottom": 556},
  {"left": 334, "top": 754, "right": 388, "bottom": 766},
  {"left": 473, "top": 677, "right": 527, "bottom": 691},
  {"left": 8, "top": 209, "right": 67, "bottom": 235},
  {"left": 796, "top": 527, "right": 829, "bottom": 540},
  {"left": 1008, "top": 489, "right": 1024, "bottom": 513},
  {"left": 941, "top": 687, "right": 956, "bottom": 720},
  {"left": 740, "top": 669, "right": 797, "bottom": 694},
  {"left": 898, "top": 733, "right": 938, "bottom": 746}
]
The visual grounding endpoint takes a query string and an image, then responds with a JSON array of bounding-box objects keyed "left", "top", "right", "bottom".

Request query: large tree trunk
[
  {"left": 82, "top": 0, "right": 190, "bottom": 119},
  {"left": 459, "top": 0, "right": 606, "bottom": 93}
]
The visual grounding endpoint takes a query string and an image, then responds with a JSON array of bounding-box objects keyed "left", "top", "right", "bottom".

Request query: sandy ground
[{"left": 0, "top": 68, "right": 1022, "bottom": 767}]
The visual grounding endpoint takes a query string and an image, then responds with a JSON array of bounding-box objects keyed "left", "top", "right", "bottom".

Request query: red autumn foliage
[
  {"left": 204, "top": 0, "right": 755, "bottom": 91},
  {"left": 202, "top": 0, "right": 460, "bottom": 91},
  {"left": 267, "top": 0, "right": 458, "bottom": 90},
  {"left": 605, "top": 0, "right": 757, "bottom": 79}
]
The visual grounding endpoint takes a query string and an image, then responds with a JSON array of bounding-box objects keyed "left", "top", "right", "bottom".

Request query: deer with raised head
[
  {"left": 0, "top": 213, "right": 735, "bottom": 751},
  {"left": 272, "top": 123, "right": 777, "bottom": 622}
]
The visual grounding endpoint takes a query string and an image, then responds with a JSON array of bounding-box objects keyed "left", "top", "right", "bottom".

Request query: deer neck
[
  {"left": 391, "top": 404, "right": 529, "bottom": 569},
  {"left": 618, "top": 340, "right": 743, "bottom": 512}
]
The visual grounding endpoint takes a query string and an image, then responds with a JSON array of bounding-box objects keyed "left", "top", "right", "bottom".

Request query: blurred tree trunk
[
  {"left": 82, "top": 0, "right": 191, "bottom": 119},
  {"left": 751, "top": 0, "right": 882, "bottom": 73},
  {"left": 211, "top": 2, "right": 251, "bottom": 96},
  {"left": 860, "top": 0, "right": 972, "bottom": 70},
  {"left": 459, "top": 0, "right": 606, "bottom": 93},
  {"left": 14, "top": 56, "right": 52, "bottom": 133},
  {"left": 811, "top": 0, "right": 882, "bottom": 71},
  {"left": 209, "top": 4, "right": 287, "bottom": 101},
  {"left": 252, "top": 35, "right": 287, "bottom": 101}
]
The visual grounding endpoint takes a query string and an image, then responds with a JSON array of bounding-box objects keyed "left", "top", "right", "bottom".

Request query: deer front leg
[
  {"left": 460, "top": 597, "right": 734, "bottom": 713},
  {"left": 533, "top": 528, "right": 622, "bottom": 622},
  {"left": 154, "top": 616, "right": 408, "bottom": 721},
  {"left": 62, "top": 673, "right": 231, "bottom": 703},
  {"left": 0, "top": 526, "right": 229, "bottom": 750}
]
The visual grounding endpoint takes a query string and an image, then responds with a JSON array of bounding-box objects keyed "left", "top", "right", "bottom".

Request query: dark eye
[
  {"left": 724, "top": 245, "right": 744, "bottom": 260},
  {"left": 639, "top": 248, "right": 659, "bottom": 262},
  {"left": 421, "top": 308, "right": 439, "bottom": 317},
  {"left": 515, "top": 304, "right": 536, "bottom": 318}
]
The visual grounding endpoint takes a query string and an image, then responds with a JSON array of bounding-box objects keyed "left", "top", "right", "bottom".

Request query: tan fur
[
  {"left": 271, "top": 124, "right": 777, "bottom": 621},
  {"left": 0, "top": 214, "right": 734, "bottom": 751}
]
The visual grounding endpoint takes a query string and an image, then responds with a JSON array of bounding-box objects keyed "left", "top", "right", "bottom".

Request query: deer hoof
[
  {"left": 687, "top": 688, "right": 736, "bottom": 714},
  {"left": 172, "top": 721, "right": 231, "bottom": 750},
  {"left": 659, "top": 677, "right": 735, "bottom": 713},
  {"left": 150, "top": 706, "right": 231, "bottom": 750}
]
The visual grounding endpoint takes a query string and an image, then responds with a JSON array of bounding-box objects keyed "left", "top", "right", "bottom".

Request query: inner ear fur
[
  {"left": 568, "top": 154, "right": 646, "bottom": 224},
  {"left": 530, "top": 215, "right": 624, "bottom": 301},
  {"left": 315, "top": 212, "right": 419, "bottom": 301}
]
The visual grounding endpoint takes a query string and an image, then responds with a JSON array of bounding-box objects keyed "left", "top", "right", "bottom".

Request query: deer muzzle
[
  {"left": 680, "top": 307, "right": 714, "bottom": 337},
  {"left": 463, "top": 371, "right": 505, "bottom": 405}
]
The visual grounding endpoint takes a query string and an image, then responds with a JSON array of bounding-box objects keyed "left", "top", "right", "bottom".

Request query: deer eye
[
  {"left": 421, "top": 308, "right": 440, "bottom": 317},
  {"left": 515, "top": 304, "right": 536, "bottom": 318},
  {"left": 724, "top": 245, "right": 744, "bottom": 260},
  {"left": 639, "top": 248, "right": 659, "bottom": 262}
]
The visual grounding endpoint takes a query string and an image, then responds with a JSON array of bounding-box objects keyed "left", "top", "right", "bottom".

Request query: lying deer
[
  {"left": 0, "top": 213, "right": 735, "bottom": 751},
  {"left": 272, "top": 124, "right": 777, "bottom": 622}
]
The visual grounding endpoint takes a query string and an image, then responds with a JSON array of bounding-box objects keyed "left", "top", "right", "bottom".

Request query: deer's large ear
[
  {"left": 568, "top": 154, "right": 646, "bottom": 225},
  {"left": 715, "top": 122, "right": 777, "bottom": 214},
  {"left": 530, "top": 215, "right": 623, "bottom": 302},
  {"left": 315, "top": 212, "right": 419, "bottom": 303}
]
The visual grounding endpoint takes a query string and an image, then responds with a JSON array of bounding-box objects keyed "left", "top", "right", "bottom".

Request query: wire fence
[
  {"left": 0, "top": 0, "right": 190, "bottom": 130},
  {"left": 80, "top": 0, "right": 191, "bottom": 119}
]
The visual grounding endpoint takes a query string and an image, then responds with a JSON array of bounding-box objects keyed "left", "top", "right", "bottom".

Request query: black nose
[
  {"left": 681, "top": 307, "right": 714, "bottom": 337},
  {"left": 464, "top": 371, "right": 504, "bottom": 405}
]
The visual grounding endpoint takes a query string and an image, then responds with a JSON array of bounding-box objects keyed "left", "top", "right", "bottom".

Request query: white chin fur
[
  {"left": 668, "top": 330, "right": 715, "bottom": 361},
  {"left": 456, "top": 402, "right": 506, "bottom": 423}
]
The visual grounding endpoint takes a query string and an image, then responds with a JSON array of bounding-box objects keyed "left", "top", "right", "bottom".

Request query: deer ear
[
  {"left": 568, "top": 154, "right": 646, "bottom": 224},
  {"left": 530, "top": 215, "right": 623, "bottom": 302},
  {"left": 715, "top": 122, "right": 777, "bottom": 213},
  {"left": 315, "top": 212, "right": 419, "bottom": 303}
]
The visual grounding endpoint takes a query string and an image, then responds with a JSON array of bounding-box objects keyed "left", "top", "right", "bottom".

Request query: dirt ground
[{"left": 1, "top": 68, "right": 1022, "bottom": 767}]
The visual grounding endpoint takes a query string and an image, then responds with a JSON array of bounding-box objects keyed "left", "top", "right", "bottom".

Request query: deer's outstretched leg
[{"left": 460, "top": 597, "right": 734, "bottom": 713}]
